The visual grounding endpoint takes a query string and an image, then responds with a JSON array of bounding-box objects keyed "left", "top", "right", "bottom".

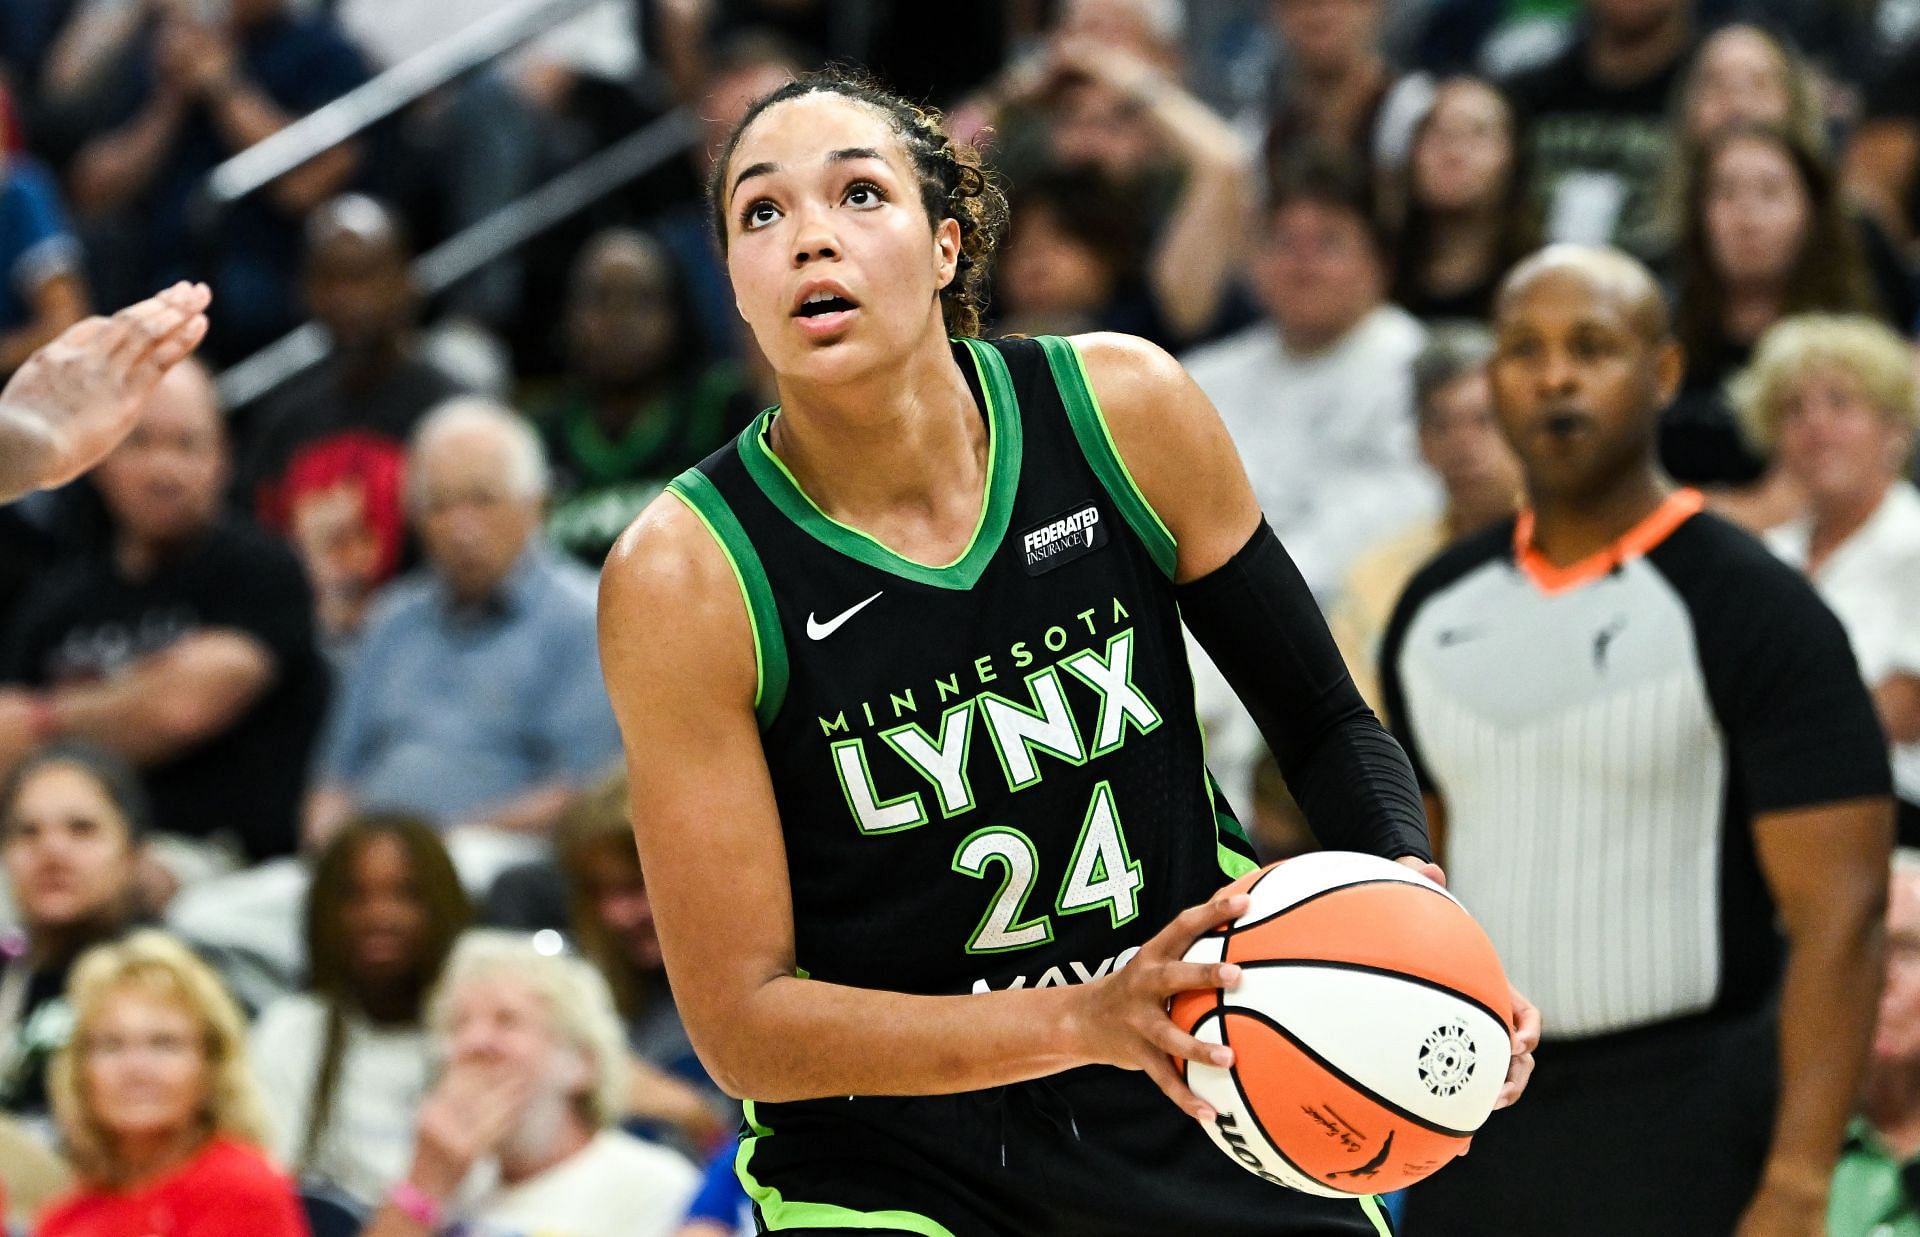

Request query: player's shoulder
[
  {"left": 1065, "top": 331, "right": 1186, "bottom": 395},
  {"left": 600, "top": 484, "right": 740, "bottom": 625}
]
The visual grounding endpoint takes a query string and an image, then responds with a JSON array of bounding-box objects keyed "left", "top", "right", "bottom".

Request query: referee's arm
[
  {"left": 1750, "top": 798, "right": 1889, "bottom": 1219},
  {"left": 1707, "top": 566, "right": 1894, "bottom": 1231}
]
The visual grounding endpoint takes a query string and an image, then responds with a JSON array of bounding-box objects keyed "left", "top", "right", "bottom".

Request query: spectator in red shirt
[{"left": 36, "top": 930, "right": 306, "bottom": 1237}]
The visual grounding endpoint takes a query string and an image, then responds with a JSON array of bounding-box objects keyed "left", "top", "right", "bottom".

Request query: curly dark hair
[{"left": 706, "top": 66, "right": 1008, "bottom": 338}]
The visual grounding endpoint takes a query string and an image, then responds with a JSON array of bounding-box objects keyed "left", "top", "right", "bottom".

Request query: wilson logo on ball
[{"left": 1418, "top": 1023, "right": 1477, "bottom": 1098}]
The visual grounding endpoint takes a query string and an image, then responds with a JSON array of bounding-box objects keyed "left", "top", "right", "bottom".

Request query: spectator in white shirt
[
  {"left": 1737, "top": 313, "right": 1920, "bottom": 843},
  {"left": 249, "top": 815, "right": 472, "bottom": 1206},
  {"left": 363, "top": 930, "right": 699, "bottom": 1237},
  {"left": 1183, "top": 151, "right": 1438, "bottom": 603}
]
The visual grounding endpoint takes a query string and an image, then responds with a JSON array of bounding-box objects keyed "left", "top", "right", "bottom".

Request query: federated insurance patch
[{"left": 1020, "top": 502, "right": 1107, "bottom": 575}]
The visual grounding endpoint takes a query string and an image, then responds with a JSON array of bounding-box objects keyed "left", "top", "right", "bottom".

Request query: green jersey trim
[
  {"left": 1036, "top": 335, "right": 1179, "bottom": 579},
  {"left": 666, "top": 471, "right": 789, "bottom": 730},
  {"left": 1188, "top": 634, "right": 1257, "bottom": 880},
  {"left": 1360, "top": 1194, "right": 1393, "bottom": 1236},
  {"left": 737, "top": 1101, "right": 959, "bottom": 1235},
  {"left": 735, "top": 337, "right": 1023, "bottom": 591}
]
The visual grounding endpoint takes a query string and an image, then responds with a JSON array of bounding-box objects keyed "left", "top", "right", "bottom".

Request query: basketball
[{"left": 1170, "top": 852, "right": 1513, "bottom": 1198}]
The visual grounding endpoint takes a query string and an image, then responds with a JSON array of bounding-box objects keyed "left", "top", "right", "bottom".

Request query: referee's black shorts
[
  {"left": 740, "top": 1065, "right": 1395, "bottom": 1236},
  {"left": 1400, "top": 1003, "right": 1777, "bottom": 1236}
]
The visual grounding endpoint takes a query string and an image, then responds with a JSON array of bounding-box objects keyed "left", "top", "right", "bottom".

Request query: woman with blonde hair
[
  {"left": 38, "top": 930, "right": 306, "bottom": 1236},
  {"left": 1738, "top": 313, "right": 1920, "bottom": 845}
]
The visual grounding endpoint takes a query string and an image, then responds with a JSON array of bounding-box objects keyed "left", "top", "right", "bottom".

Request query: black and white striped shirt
[{"left": 1381, "top": 492, "right": 1888, "bottom": 1039}]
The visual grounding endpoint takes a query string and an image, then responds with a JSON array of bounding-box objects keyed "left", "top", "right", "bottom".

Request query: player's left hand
[
  {"left": 1732, "top": 1174, "right": 1828, "bottom": 1237},
  {"left": 1394, "top": 857, "right": 1541, "bottom": 1111}
]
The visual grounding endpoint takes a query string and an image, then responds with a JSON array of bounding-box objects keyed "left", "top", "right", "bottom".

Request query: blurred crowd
[{"left": 4, "top": 0, "right": 1920, "bottom": 1233}]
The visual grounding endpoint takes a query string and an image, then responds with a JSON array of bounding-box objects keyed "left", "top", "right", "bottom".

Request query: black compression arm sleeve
[{"left": 1176, "top": 521, "right": 1431, "bottom": 862}]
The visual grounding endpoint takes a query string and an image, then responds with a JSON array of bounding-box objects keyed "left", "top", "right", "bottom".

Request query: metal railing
[
  {"left": 199, "top": 0, "right": 604, "bottom": 215},
  {"left": 203, "top": 0, "right": 704, "bottom": 409},
  {"left": 215, "top": 107, "right": 698, "bottom": 410}
]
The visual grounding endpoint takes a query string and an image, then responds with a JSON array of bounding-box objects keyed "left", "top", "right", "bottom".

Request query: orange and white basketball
[{"left": 1170, "top": 852, "right": 1513, "bottom": 1197}]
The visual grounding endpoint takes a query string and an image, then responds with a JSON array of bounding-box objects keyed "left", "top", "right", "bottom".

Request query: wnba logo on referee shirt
[{"left": 1021, "top": 503, "right": 1106, "bottom": 575}]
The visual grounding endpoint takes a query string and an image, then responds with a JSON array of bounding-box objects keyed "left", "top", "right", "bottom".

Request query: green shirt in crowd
[
  {"left": 539, "top": 364, "right": 753, "bottom": 566},
  {"left": 1832, "top": 1118, "right": 1920, "bottom": 1237}
]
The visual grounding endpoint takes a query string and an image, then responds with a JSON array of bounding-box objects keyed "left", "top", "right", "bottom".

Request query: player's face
[
  {"left": 721, "top": 94, "right": 960, "bottom": 388},
  {"left": 1771, "top": 363, "right": 1910, "bottom": 510},
  {"left": 1490, "top": 270, "right": 1679, "bottom": 504},
  {"left": 1, "top": 762, "right": 137, "bottom": 932}
]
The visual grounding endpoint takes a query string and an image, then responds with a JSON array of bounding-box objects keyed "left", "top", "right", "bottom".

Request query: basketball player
[
  {"left": 598, "top": 70, "right": 1536, "bottom": 1236},
  {"left": 0, "top": 282, "right": 211, "bottom": 503},
  {"left": 1383, "top": 245, "right": 1893, "bottom": 1236}
]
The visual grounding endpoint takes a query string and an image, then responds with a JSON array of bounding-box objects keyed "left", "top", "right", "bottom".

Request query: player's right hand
[{"left": 1068, "top": 889, "right": 1249, "bottom": 1123}]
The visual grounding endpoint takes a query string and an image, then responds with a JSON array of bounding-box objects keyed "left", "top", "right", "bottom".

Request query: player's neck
[
  {"left": 768, "top": 333, "right": 987, "bottom": 533},
  {"left": 1525, "top": 466, "right": 1671, "bottom": 567}
]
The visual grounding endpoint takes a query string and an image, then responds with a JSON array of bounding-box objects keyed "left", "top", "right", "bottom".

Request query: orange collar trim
[{"left": 1513, "top": 488, "right": 1704, "bottom": 595}]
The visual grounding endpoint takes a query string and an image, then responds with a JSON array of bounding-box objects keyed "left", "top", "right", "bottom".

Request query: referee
[{"left": 1383, "top": 245, "right": 1893, "bottom": 1236}]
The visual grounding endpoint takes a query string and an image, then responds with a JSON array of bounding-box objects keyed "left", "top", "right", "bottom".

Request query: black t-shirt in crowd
[
  {"left": 1505, "top": 38, "right": 1693, "bottom": 259},
  {"left": 1662, "top": 331, "right": 1762, "bottom": 488},
  {"left": 3, "top": 518, "right": 328, "bottom": 860}
]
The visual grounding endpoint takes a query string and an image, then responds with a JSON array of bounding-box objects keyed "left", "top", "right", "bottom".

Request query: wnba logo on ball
[{"left": 1418, "top": 1023, "right": 1477, "bottom": 1097}]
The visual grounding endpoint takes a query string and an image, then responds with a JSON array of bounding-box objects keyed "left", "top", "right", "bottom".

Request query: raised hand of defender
[
  {"left": 1071, "top": 889, "right": 1249, "bottom": 1123},
  {"left": 4, "top": 281, "right": 211, "bottom": 490}
]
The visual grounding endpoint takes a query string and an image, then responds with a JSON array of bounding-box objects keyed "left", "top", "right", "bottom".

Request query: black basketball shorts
[{"left": 736, "top": 1065, "right": 1395, "bottom": 1236}]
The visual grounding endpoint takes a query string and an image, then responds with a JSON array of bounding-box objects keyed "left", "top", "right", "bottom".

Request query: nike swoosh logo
[{"left": 806, "top": 591, "right": 884, "bottom": 640}]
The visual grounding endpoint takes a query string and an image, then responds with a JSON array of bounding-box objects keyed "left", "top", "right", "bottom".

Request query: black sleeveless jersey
[{"left": 669, "top": 335, "right": 1257, "bottom": 998}]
